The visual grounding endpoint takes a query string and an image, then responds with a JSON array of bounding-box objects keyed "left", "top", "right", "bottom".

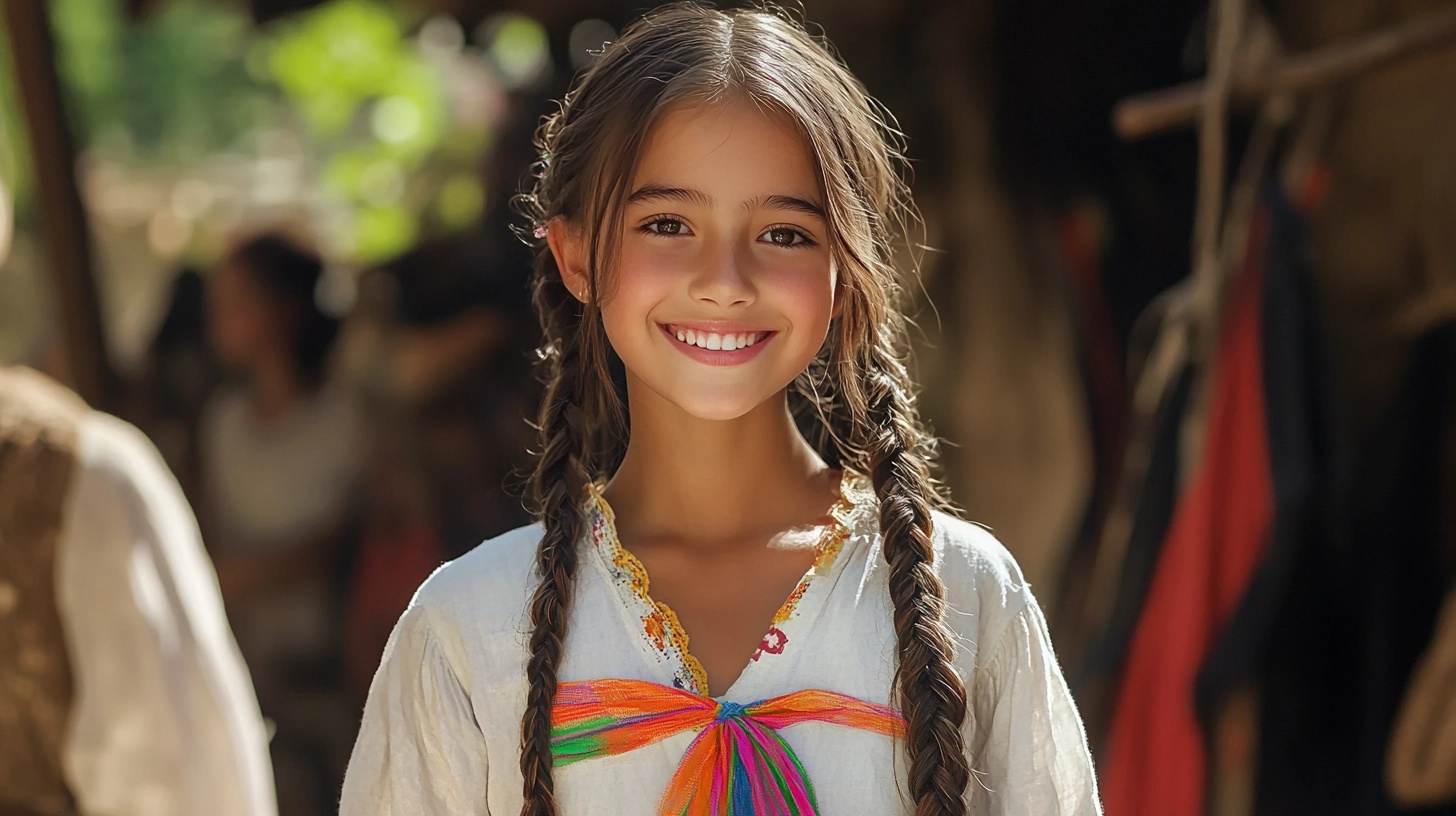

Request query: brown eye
[
  {"left": 761, "top": 226, "right": 812, "bottom": 247},
  {"left": 643, "top": 217, "right": 686, "bottom": 236}
]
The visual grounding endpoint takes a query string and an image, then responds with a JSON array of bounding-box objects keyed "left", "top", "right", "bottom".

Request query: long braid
[
  {"left": 518, "top": 249, "right": 600, "bottom": 816},
  {"left": 855, "top": 343, "right": 970, "bottom": 815},
  {"left": 807, "top": 52, "right": 972, "bottom": 806}
]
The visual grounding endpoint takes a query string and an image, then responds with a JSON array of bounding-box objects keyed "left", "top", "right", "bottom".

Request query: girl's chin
[
  {"left": 665, "top": 397, "right": 767, "bottom": 422},
  {"left": 650, "top": 382, "right": 789, "bottom": 422},
  {"left": 620, "top": 358, "right": 805, "bottom": 422}
]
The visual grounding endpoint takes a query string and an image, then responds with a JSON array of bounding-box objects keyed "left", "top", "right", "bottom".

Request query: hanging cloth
[
  {"left": 1060, "top": 268, "right": 1202, "bottom": 740},
  {"left": 1255, "top": 313, "right": 1456, "bottom": 816},
  {"left": 1101, "top": 208, "right": 1276, "bottom": 816},
  {"left": 1195, "top": 190, "right": 1334, "bottom": 815}
]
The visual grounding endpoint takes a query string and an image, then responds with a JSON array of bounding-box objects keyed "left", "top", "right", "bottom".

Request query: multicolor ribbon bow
[{"left": 551, "top": 677, "right": 905, "bottom": 815}]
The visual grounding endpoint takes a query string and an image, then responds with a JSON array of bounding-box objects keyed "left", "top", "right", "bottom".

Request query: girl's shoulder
[
  {"left": 925, "top": 510, "right": 1040, "bottom": 646},
  {"left": 406, "top": 522, "right": 545, "bottom": 639},
  {"left": 927, "top": 511, "right": 1028, "bottom": 595}
]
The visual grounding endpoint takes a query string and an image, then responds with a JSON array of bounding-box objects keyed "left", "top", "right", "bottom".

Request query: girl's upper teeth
[{"left": 671, "top": 327, "right": 762, "bottom": 350}]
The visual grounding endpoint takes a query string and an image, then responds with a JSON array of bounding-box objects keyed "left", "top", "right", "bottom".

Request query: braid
[
  {"left": 860, "top": 345, "right": 970, "bottom": 815},
  {"left": 518, "top": 249, "right": 598, "bottom": 816}
]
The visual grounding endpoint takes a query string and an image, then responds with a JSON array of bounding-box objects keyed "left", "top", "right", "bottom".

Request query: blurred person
[
  {"left": 127, "top": 266, "right": 221, "bottom": 505},
  {"left": 334, "top": 242, "right": 533, "bottom": 704},
  {"left": 342, "top": 421, "right": 444, "bottom": 704},
  {"left": 353, "top": 234, "right": 535, "bottom": 553},
  {"left": 0, "top": 366, "right": 276, "bottom": 816},
  {"left": 200, "top": 231, "right": 365, "bottom": 813}
]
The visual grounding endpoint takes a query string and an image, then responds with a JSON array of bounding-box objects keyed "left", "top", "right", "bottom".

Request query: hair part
[{"left": 514, "top": 4, "right": 969, "bottom": 813}]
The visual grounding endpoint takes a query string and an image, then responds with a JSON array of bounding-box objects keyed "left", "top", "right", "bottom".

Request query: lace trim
[{"left": 587, "top": 472, "right": 869, "bottom": 696}]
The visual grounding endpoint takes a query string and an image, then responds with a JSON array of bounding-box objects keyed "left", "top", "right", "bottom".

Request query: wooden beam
[
  {"left": 3, "top": 0, "right": 116, "bottom": 409},
  {"left": 1114, "top": 5, "right": 1456, "bottom": 141}
]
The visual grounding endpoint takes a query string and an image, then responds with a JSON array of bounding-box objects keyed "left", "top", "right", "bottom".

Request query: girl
[{"left": 342, "top": 4, "right": 1100, "bottom": 815}]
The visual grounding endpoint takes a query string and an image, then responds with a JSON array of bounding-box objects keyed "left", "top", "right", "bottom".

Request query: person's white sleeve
[
  {"left": 966, "top": 599, "right": 1103, "bottom": 816},
  {"left": 341, "top": 602, "right": 490, "bottom": 815},
  {"left": 57, "top": 412, "right": 277, "bottom": 816}
]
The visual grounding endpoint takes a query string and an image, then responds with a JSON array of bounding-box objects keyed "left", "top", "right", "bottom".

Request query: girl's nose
[{"left": 688, "top": 241, "right": 756, "bottom": 307}]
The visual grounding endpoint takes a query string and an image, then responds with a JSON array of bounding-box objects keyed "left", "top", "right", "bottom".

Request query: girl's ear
[{"left": 546, "top": 217, "right": 590, "bottom": 302}]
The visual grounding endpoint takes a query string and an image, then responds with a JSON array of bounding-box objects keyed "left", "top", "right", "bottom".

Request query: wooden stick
[
  {"left": 1114, "top": 5, "right": 1456, "bottom": 141},
  {"left": 3, "top": 0, "right": 116, "bottom": 409},
  {"left": 1188, "top": 0, "right": 1245, "bottom": 364}
]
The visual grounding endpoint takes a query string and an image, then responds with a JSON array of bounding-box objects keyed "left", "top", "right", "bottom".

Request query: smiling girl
[{"left": 341, "top": 4, "right": 1100, "bottom": 815}]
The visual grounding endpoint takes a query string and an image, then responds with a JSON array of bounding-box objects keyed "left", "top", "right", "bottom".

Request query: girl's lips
[{"left": 657, "top": 323, "right": 776, "bottom": 366}]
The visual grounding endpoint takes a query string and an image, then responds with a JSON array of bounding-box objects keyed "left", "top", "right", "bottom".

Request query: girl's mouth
[{"left": 658, "top": 323, "right": 777, "bottom": 366}]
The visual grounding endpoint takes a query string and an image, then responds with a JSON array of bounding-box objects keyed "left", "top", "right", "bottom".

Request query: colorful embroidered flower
[{"left": 752, "top": 626, "right": 789, "bottom": 662}]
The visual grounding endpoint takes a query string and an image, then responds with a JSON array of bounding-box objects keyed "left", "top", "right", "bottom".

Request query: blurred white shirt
[
  {"left": 59, "top": 409, "right": 277, "bottom": 816},
  {"left": 201, "top": 384, "right": 364, "bottom": 555}
]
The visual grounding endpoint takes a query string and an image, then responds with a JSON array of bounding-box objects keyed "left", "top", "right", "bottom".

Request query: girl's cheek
[
  {"left": 601, "top": 254, "right": 677, "bottom": 320},
  {"left": 770, "top": 260, "right": 836, "bottom": 315},
  {"left": 619, "top": 251, "right": 698, "bottom": 305}
]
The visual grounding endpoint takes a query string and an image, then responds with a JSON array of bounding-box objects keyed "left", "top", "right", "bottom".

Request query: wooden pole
[
  {"left": 1187, "top": 0, "right": 1245, "bottom": 361},
  {"left": 3, "top": 0, "right": 115, "bottom": 409},
  {"left": 1114, "top": 5, "right": 1456, "bottom": 141}
]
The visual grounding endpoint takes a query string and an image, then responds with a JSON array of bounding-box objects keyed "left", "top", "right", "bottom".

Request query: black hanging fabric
[
  {"left": 1195, "top": 190, "right": 1332, "bottom": 725},
  {"left": 1072, "top": 357, "right": 1196, "bottom": 711},
  {"left": 1252, "top": 205, "right": 1456, "bottom": 814}
]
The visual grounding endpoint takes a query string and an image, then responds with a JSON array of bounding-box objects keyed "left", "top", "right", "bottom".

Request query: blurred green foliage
[
  {"left": 0, "top": 0, "right": 493, "bottom": 264},
  {"left": 262, "top": 0, "right": 461, "bottom": 261},
  {"left": 51, "top": 0, "right": 270, "bottom": 159},
  {"left": 0, "top": 13, "right": 29, "bottom": 217}
]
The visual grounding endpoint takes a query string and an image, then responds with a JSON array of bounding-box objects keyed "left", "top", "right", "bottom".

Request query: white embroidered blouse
[{"left": 342, "top": 475, "right": 1102, "bottom": 814}]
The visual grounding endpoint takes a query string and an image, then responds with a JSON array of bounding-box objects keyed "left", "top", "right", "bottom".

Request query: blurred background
[{"left": 1, "top": 0, "right": 1454, "bottom": 814}]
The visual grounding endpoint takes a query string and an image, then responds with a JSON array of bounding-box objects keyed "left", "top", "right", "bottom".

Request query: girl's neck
[
  {"left": 606, "top": 381, "right": 835, "bottom": 544},
  {"left": 246, "top": 354, "right": 308, "bottom": 422}
]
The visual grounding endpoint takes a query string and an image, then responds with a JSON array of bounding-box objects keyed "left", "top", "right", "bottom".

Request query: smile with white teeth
[{"left": 668, "top": 326, "right": 766, "bottom": 351}]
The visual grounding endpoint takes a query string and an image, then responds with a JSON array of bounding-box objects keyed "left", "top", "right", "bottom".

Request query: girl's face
[
  {"left": 207, "top": 258, "right": 286, "bottom": 371},
  {"left": 556, "top": 100, "right": 836, "bottom": 421}
]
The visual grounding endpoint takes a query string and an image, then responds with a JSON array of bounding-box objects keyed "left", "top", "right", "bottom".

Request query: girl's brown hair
[{"left": 513, "top": 4, "right": 969, "bottom": 813}]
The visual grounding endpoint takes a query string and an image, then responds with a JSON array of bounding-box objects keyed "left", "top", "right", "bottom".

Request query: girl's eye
[
  {"left": 639, "top": 217, "right": 690, "bottom": 237},
  {"left": 761, "top": 226, "right": 814, "bottom": 248}
]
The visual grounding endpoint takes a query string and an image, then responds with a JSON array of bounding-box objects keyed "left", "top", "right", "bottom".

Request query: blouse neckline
[{"left": 583, "top": 471, "right": 875, "bottom": 698}]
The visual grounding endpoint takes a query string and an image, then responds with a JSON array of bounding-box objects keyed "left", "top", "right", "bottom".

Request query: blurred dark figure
[
  {"left": 199, "top": 231, "right": 364, "bottom": 816},
  {"left": 0, "top": 366, "right": 276, "bottom": 816},
  {"left": 335, "top": 228, "right": 536, "bottom": 703},
  {"left": 128, "top": 267, "right": 221, "bottom": 504}
]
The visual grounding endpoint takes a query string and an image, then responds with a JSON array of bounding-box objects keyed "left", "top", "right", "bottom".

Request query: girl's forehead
[{"left": 630, "top": 99, "right": 820, "bottom": 196}]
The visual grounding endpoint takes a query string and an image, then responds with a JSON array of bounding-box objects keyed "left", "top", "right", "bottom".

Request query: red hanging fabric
[{"left": 1101, "top": 213, "right": 1274, "bottom": 816}]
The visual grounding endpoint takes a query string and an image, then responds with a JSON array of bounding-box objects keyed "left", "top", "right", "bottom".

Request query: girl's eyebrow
[
  {"left": 750, "top": 194, "right": 826, "bottom": 220},
  {"left": 627, "top": 184, "right": 825, "bottom": 220},
  {"left": 627, "top": 184, "right": 713, "bottom": 208}
]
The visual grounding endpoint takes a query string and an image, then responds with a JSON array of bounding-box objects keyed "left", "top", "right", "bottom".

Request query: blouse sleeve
[
  {"left": 341, "top": 603, "right": 490, "bottom": 815},
  {"left": 59, "top": 414, "right": 277, "bottom": 816},
  {"left": 965, "top": 599, "right": 1103, "bottom": 816}
]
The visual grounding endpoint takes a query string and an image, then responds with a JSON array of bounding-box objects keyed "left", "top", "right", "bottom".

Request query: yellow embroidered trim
[
  {"left": 589, "top": 472, "right": 867, "bottom": 696},
  {"left": 769, "top": 487, "right": 857, "bottom": 626},
  {"left": 590, "top": 484, "right": 711, "bottom": 694}
]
